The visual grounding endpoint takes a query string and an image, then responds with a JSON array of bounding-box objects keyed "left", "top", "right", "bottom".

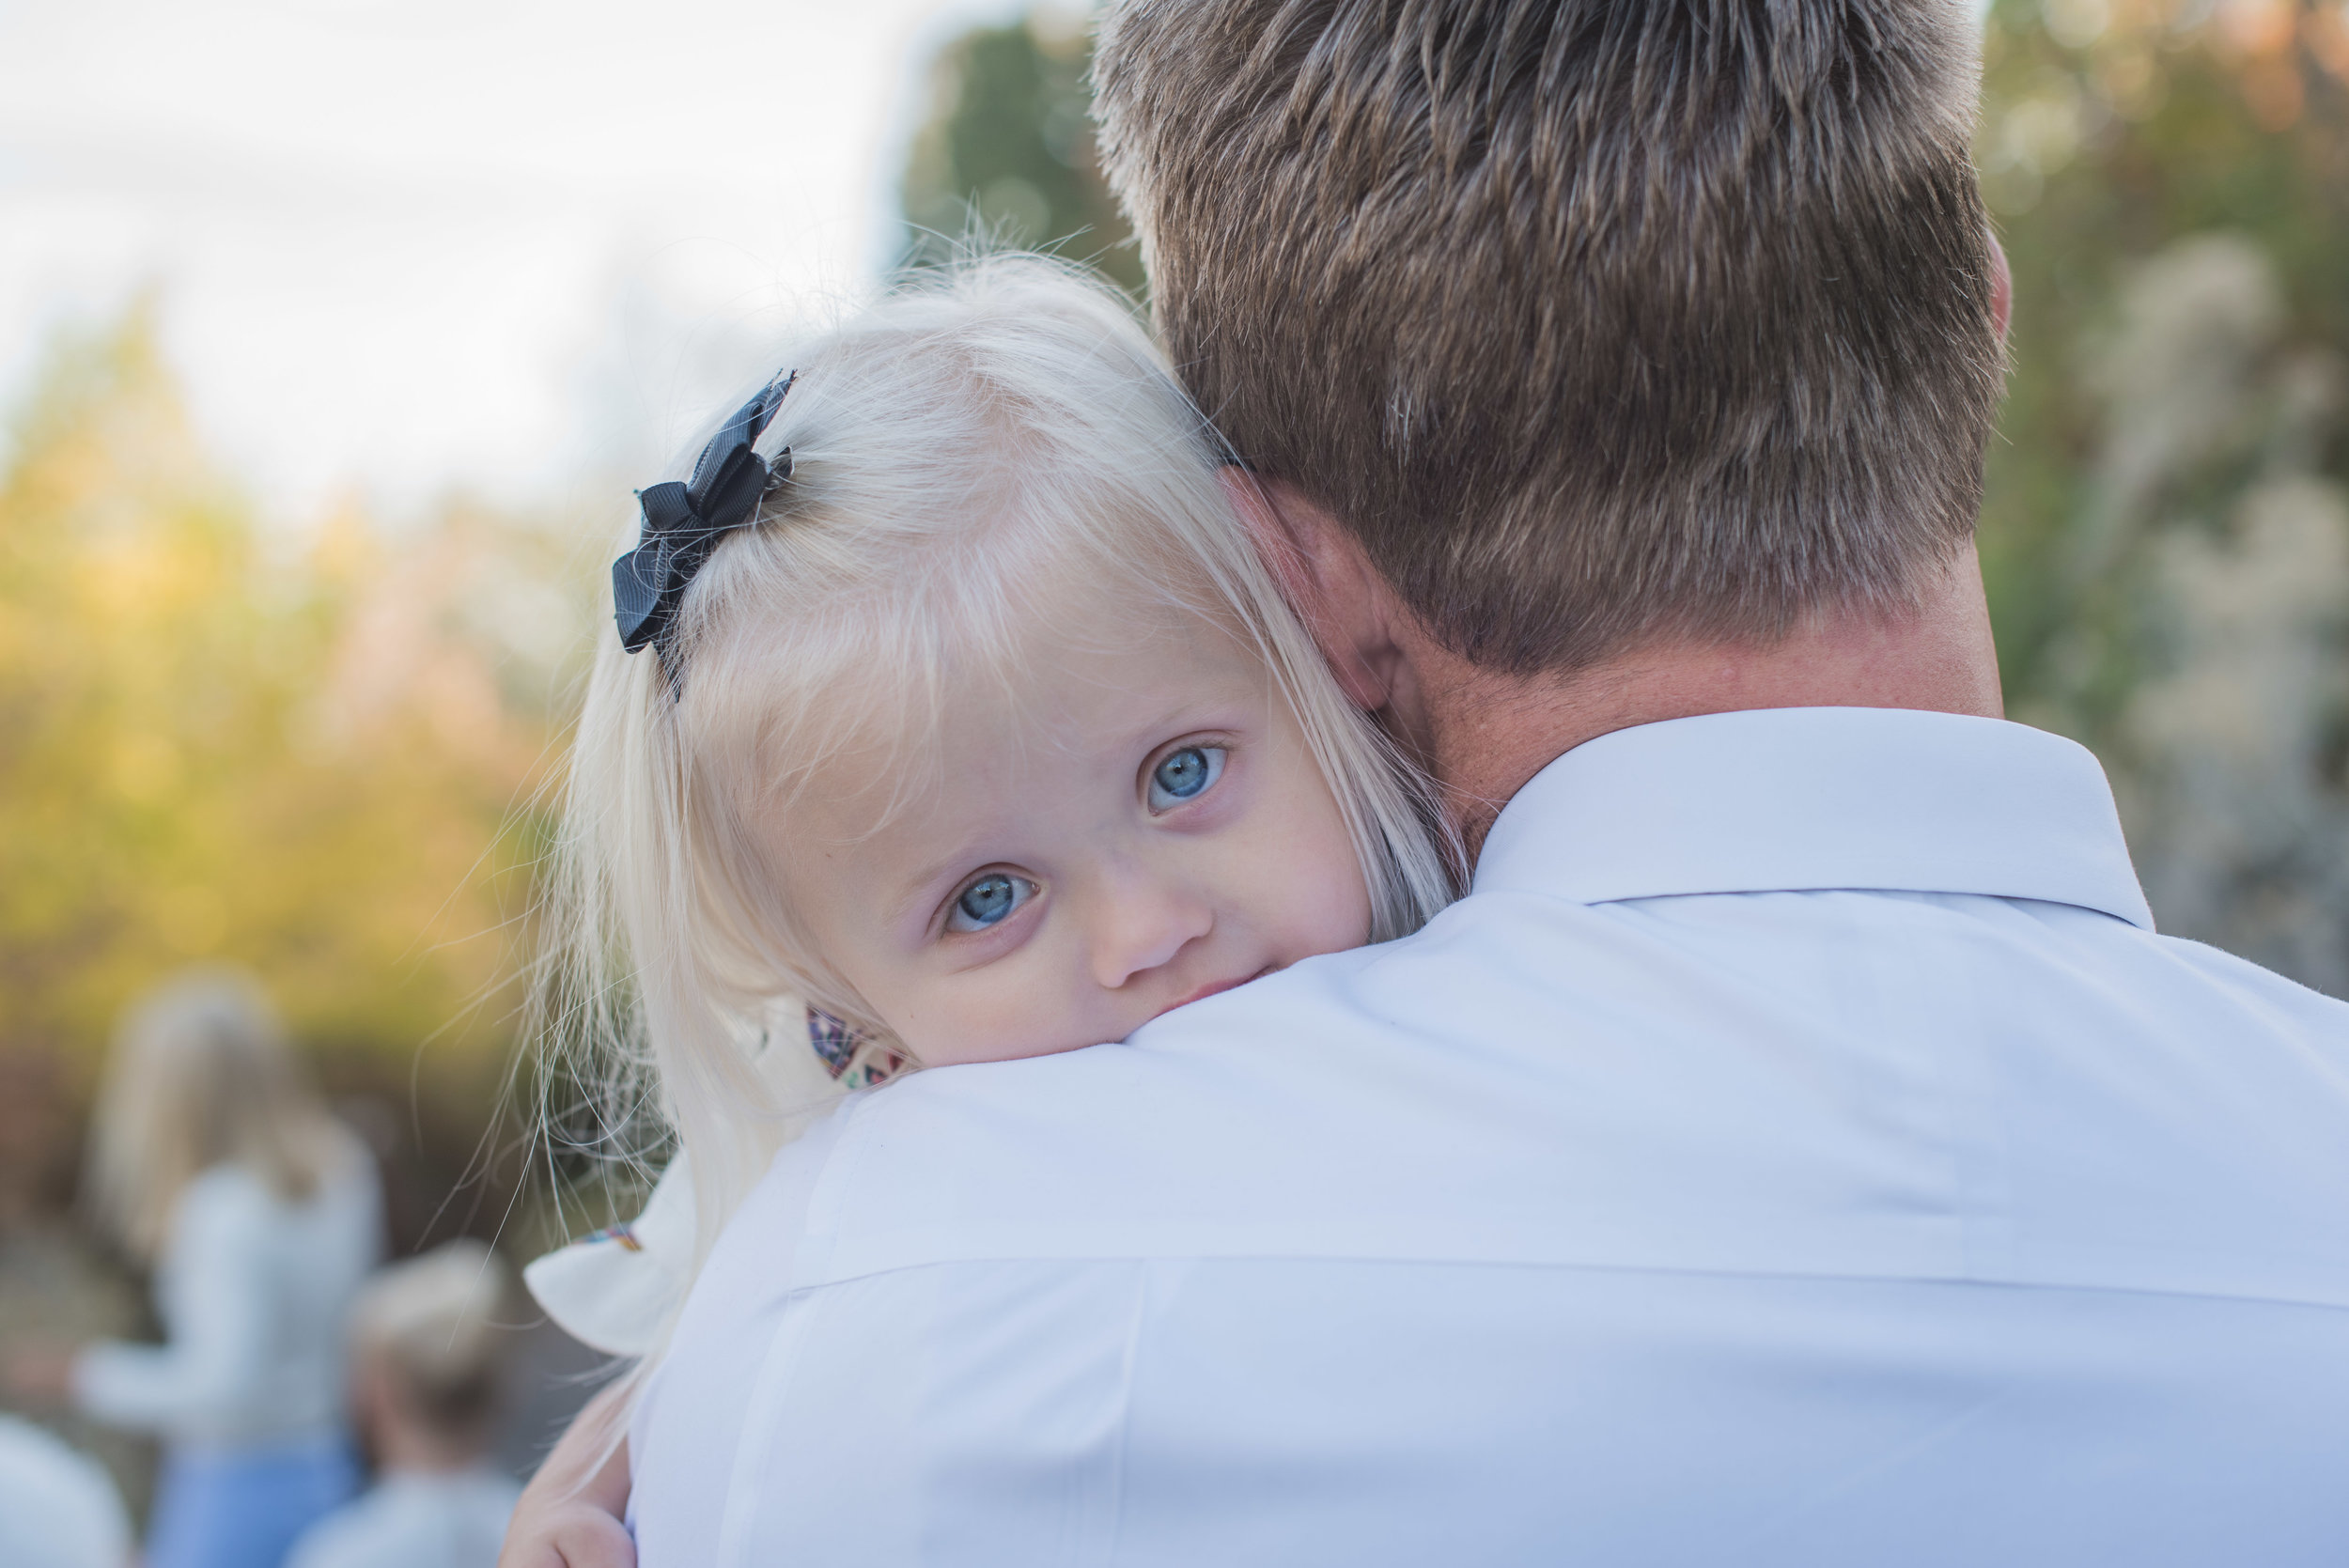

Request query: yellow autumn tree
[{"left": 0, "top": 306, "right": 583, "bottom": 1219}]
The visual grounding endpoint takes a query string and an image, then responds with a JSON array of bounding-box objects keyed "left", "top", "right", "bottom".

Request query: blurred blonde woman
[{"left": 75, "top": 968, "right": 382, "bottom": 1568}]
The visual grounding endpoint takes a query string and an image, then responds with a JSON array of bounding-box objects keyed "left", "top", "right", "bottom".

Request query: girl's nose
[{"left": 1088, "top": 865, "right": 1215, "bottom": 990}]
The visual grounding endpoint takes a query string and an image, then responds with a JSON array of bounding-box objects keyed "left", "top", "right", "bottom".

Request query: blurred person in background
[
  {"left": 0, "top": 1412, "right": 133, "bottom": 1568},
  {"left": 287, "top": 1239, "right": 521, "bottom": 1568},
  {"left": 8, "top": 968, "right": 383, "bottom": 1568}
]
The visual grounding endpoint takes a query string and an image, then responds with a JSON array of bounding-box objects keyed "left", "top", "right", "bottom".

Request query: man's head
[{"left": 1094, "top": 0, "right": 2003, "bottom": 675}]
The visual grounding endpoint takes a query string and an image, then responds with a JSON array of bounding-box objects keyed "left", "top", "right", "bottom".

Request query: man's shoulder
[
  {"left": 2140, "top": 924, "right": 2349, "bottom": 1022},
  {"left": 811, "top": 879, "right": 2349, "bottom": 1304},
  {"left": 797, "top": 886, "right": 1766, "bottom": 1278},
  {"left": 839, "top": 916, "right": 1474, "bottom": 1156}
]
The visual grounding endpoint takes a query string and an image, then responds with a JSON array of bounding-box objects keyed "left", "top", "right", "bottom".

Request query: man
[{"left": 513, "top": 2, "right": 2349, "bottom": 1560}]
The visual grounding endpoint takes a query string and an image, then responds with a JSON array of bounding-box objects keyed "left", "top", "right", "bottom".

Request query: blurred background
[{"left": 1, "top": 0, "right": 2343, "bottom": 1533}]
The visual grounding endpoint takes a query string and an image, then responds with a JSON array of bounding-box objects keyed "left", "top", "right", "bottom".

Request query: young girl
[{"left": 518, "top": 256, "right": 1454, "bottom": 1549}]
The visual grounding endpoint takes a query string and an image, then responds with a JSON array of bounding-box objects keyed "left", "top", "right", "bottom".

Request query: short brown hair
[{"left": 1094, "top": 0, "right": 2002, "bottom": 672}]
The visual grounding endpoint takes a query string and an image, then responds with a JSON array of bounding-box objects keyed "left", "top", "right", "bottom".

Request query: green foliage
[
  {"left": 897, "top": 10, "right": 1143, "bottom": 293},
  {"left": 1975, "top": 1, "right": 2349, "bottom": 986},
  {"left": 1977, "top": 0, "right": 2349, "bottom": 713}
]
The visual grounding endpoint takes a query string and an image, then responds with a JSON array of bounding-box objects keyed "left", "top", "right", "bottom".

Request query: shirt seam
[
  {"left": 1471, "top": 882, "right": 2155, "bottom": 932},
  {"left": 782, "top": 1251, "right": 2349, "bottom": 1319}
]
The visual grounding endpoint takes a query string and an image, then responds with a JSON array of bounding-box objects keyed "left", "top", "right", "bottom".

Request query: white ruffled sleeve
[{"left": 522, "top": 1157, "right": 696, "bottom": 1358}]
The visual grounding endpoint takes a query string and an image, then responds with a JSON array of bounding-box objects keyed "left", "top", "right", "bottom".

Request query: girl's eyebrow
[{"left": 891, "top": 853, "right": 975, "bottom": 928}]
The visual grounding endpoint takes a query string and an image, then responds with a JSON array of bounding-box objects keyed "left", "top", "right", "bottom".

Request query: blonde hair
[
  {"left": 352, "top": 1239, "right": 513, "bottom": 1443},
  {"left": 86, "top": 967, "right": 349, "bottom": 1263},
  {"left": 534, "top": 257, "right": 1455, "bottom": 1267}
]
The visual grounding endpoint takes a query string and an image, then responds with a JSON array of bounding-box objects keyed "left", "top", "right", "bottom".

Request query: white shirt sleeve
[{"left": 73, "top": 1171, "right": 277, "bottom": 1436}]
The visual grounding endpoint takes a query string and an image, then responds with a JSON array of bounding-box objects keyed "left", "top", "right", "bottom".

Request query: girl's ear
[{"left": 1218, "top": 468, "right": 1400, "bottom": 713}]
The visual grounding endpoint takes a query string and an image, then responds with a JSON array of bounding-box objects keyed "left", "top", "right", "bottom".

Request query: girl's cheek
[
  {"left": 1279, "top": 780, "right": 1375, "bottom": 951},
  {"left": 1294, "top": 843, "right": 1375, "bottom": 954},
  {"left": 901, "top": 955, "right": 1090, "bottom": 1066}
]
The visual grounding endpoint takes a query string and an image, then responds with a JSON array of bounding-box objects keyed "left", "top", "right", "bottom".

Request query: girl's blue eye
[
  {"left": 1147, "top": 745, "right": 1225, "bottom": 813},
  {"left": 945, "top": 873, "right": 1034, "bottom": 933}
]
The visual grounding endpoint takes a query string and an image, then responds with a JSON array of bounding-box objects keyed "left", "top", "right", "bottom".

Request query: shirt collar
[{"left": 1471, "top": 706, "right": 2155, "bottom": 930}]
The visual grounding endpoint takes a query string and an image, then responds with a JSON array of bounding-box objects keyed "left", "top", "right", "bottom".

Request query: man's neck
[{"left": 1402, "top": 548, "right": 2006, "bottom": 857}]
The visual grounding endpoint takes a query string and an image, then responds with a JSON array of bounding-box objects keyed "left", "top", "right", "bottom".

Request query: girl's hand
[
  {"left": 500, "top": 1382, "right": 636, "bottom": 1568},
  {"left": 501, "top": 1498, "right": 633, "bottom": 1568}
]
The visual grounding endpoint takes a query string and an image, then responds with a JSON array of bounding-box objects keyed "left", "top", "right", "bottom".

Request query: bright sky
[{"left": 0, "top": 0, "right": 1045, "bottom": 520}]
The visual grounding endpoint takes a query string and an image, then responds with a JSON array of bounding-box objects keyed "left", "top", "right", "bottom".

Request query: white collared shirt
[{"left": 632, "top": 708, "right": 2349, "bottom": 1567}]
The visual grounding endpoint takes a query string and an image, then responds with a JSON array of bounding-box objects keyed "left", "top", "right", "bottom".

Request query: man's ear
[{"left": 1218, "top": 469, "right": 1400, "bottom": 712}]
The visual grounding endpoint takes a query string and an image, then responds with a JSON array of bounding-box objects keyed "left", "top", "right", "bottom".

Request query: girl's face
[{"left": 773, "top": 592, "right": 1373, "bottom": 1068}]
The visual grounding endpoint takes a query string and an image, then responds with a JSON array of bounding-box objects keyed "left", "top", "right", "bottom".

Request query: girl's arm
[
  {"left": 501, "top": 1382, "right": 636, "bottom": 1568},
  {"left": 73, "top": 1172, "right": 273, "bottom": 1434}
]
